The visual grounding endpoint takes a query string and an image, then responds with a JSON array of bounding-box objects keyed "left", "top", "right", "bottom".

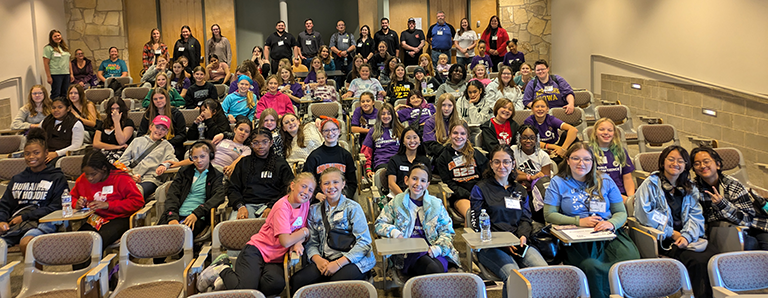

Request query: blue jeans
[
  {"left": 228, "top": 203, "right": 269, "bottom": 220},
  {"left": 477, "top": 246, "right": 548, "bottom": 298},
  {"left": 431, "top": 49, "right": 451, "bottom": 69},
  {"left": 456, "top": 57, "right": 472, "bottom": 68},
  {"left": 50, "top": 74, "right": 70, "bottom": 99},
  {"left": 2, "top": 221, "right": 60, "bottom": 246},
  {"left": 139, "top": 181, "right": 159, "bottom": 202}
]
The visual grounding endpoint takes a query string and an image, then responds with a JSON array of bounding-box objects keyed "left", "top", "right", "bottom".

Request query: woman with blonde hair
[
  {"left": 11, "top": 85, "right": 52, "bottom": 130},
  {"left": 423, "top": 93, "right": 462, "bottom": 156}
]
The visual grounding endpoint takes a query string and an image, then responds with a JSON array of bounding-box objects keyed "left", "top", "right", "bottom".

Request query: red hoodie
[
  {"left": 71, "top": 170, "right": 144, "bottom": 221},
  {"left": 256, "top": 91, "right": 295, "bottom": 117}
]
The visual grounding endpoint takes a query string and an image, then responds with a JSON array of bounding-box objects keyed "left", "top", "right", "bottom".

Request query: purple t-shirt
[
  {"left": 281, "top": 82, "right": 304, "bottom": 98},
  {"left": 422, "top": 116, "right": 448, "bottom": 142},
  {"left": 303, "top": 71, "right": 317, "bottom": 84},
  {"left": 470, "top": 55, "right": 493, "bottom": 71},
  {"left": 502, "top": 52, "right": 525, "bottom": 67},
  {"left": 397, "top": 104, "right": 436, "bottom": 126},
  {"left": 524, "top": 114, "right": 563, "bottom": 144},
  {"left": 228, "top": 79, "right": 260, "bottom": 95},
  {"left": 596, "top": 148, "right": 635, "bottom": 195},
  {"left": 351, "top": 107, "right": 378, "bottom": 129},
  {"left": 362, "top": 127, "right": 399, "bottom": 169},
  {"left": 170, "top": 77, "right": 191, "bottom": 93},
  {"left": 522, "top": 74, "right": 574, "bottom": 108},
  {"left": 402, "top": 197, "right": 448, "bottom": 273}
]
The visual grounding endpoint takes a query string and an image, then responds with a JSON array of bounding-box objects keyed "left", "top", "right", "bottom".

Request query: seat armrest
[
  {"left": 185, "top": 257, "right": 206, "bottom": 297},
  {"left": 638, "top": 116, "right": 663, "bottom": 124},
  {"left": 438, "top": 182, "right": 454, "bottom": 197},
  {"left": 712, "top": 286, "right": 738, "bottom": 298},
  {"left": 627, "top": 218, "right": 664, "bottom": 239},
  {"left": 78, "top": 260, "right": 110, "bottom": 298},
  {"left": 632, "top": 170, "right": 651, "bottom": 181},
  {"left": 199, "top": 246, "right": 212, "bottom": 262},
  {"left": 628, "top": 226, "right": 659, "bottom": 258},
  {"left": 130, "top": 201, "right": 156, "bottom": 228}
]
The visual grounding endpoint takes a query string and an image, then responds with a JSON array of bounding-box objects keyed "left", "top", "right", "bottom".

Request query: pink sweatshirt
[{"left": 256, "top": 91, "right": 295, "bottom": 117}]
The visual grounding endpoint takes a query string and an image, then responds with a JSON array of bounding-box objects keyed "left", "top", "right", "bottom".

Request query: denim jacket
[
  {"left": 374, "top": 191, "right": 460, "bottom": 266},
  {"left": 306, "top": 195, "right": 376, "bottom": 274},
  {"left": 634, "top": 172, "right": 705, "bottom": 243}
]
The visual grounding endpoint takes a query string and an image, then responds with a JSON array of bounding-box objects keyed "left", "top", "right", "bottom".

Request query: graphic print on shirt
[
  {"left": 316, "top": 163, "right": 347, "bottom": 174},
  {"left": 569, "top": 188, "right": 588, "bottom": 213},
  {"left": 12, "top": 180, "right": 53, "bottom": 205},
  {"left": 194, "top": 89, "right": 210, "bottom": 99},
  {"left": 497, "top": 131, "right": 511, "bottom": 145},
  {"left": 375, "top": 130, "right": 399, "bottom": 149},
  {"left": 541, "top": 127, "right": 556, "bottom": 143},
  {"left": 448, "top": 156, "right": 478, "bottom": 183},
  {"left": 392, "top": 84, "right": 411, "bottom": 99},
  {"left": 535, "top": 84, "right": 562, "bottom": 104}
]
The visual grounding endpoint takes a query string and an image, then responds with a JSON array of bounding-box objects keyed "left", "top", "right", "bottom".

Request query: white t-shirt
[
  {"left": 454, "top": 31, "right": 477, "bottom": 58},
  {"left": 512, "top": 145, "right": 552, "bottom": 175}
]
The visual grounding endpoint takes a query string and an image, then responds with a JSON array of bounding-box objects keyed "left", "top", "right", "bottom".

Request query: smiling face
[
  {"left": 381, "top": 19, "right": 389, "bottom": 30},
  {"left": 194, "top": 70, "right": 205, "bottom": 83},
  {"left": 336, "top": 21, "right": 346, "bottom": 32},
  {"left": 321, "top": 121, "right": 340, "bottom": 146},
  {"left": 408, "top": 21, "right": 416, "bottom": 30},
  {"left": 474, "top": 65, "right": 486, "bottom": 79},
  {"left": 664, "top": 149, "right": 686, "bottom": 181},
  {"left": 181, "top": 27, "right": 190, "bottom": 39},
  {"left": 532, "top": 100, "right": 549, "bottom": 118},
  {"left": 267, "top": 78, "right": 279, "bottom": 93},
  {"left": 311, "top": 59, "right": 322, "bottom": 71},
  {"left": 52, "top": 32, "right": 62, "bottom": 43},
  {"left": 693, "top": 151, "right": 720, "bottom": 183},
  {"left": 595, "top": 121, "right": 615, "bottom": 148},
  {"left": 395, "top": 66, "right": 405, "bottom": 80},
  {"left": 419, "top": 56, "right": 429, "bottom": 67},
  {"left": 290, "top": 177, "right": 315, "bottom": 205},
  {"left": 282, "top": 114, "right": 299, "bottom": 135},
  {"left": 276, "top": 22, "right": 285, "bottom": 33},
  {"left": 320, "top": 47, "right": 330, "bottom": 59},
  {"left": 520, "top": 64, "right": 531, "bottom": 76},
  {"left": 496, "top": 103, "right": 513, "bottom": 122},
  {"left": 189, "top": 146, "right": 210, "bottom": 171},
  {"left": 406, "top": 168, "right": 429, "bottom": 198},
  {"left": 567, "top": 148, "right": 593, "bottom": 181},
  {"left": 500, "top": 68, "right": 513, "bottom": 84},
  {"left": 520, "top": 128, "right": 537, "bottom": 152},
  {"left": 251, "top": 134, "right": 272, "bottom": 158},
  {"left": 211, "top": 25, "right": 221, "bottom": 37},
  {"left": 360, "top": 95, "right": 374, "bottom": 113},
  {"left": 354, "top": 58, "right": 364, "bottom": 70},
  {"left": 75, "top": 50, "right": 85, "bottom": 61},
  {"left": 173, "top": 62, "right": 184, "bottom": 75},
  {"left": 451, "top": 66, "right": 464, "bottom": 82},
  {"left": 378, "top": 43, "right": 387, "bottom": 53},
  {"left": 404, "top": 130, "right": 420, "bottom": 151},
  {"left": 450, "top": 125, "right": 468, "bottom": 149},
  {"left": 436, "top": 12, "right": 446, "bottom": 24},
  {"left": 262, "top": 114, "right": 277, "bottom": 130},
  {"left": 280, "top": 68, "right": 290, "bottom": 81},
  {"left": 305, "top": 20, "right": 314, "bottom": 31},
  {"left": 321, "top": 171, "right": 345, "bottom": 201},
  {"left": 535, "top": 64, "right": 549, "bottom": 80},
  {"left": 51, "top": 100, "right": 69, "bottom": 119},
  {"left": 24, "top": 143, "right": 46, "bottom": 171},
  {"left": 360, "top": 66, "right": 370, "bottom": 79},
  {"left": 361, "top": 26, "right": 369, "bottom": 37},
  {"left": 491, "top": 150, "right": 514, "bottom": 180},
  {"left": 237, "top": 79, "right": 251, "bottom": 93},
  {"left": 152, "top": 29, "right": 161, "bottom": 42},
  {"left": 233, "top": 123, "right": 251, "bottom": 144},
  {"left": 414, "top": 72, "right": 424, "bottom": 81},
  {"left": 508, "top": 42, "right": 517, "bottom": 53},
  {"left": 153, "top": 93, "right": 167, "bottom": 110},
  {"left": 408, "top": 94, "right": 423, "bottom": 107},
  {"left": 317, "top": 73, "right": 327, "bottom": 85},
  {"left": 109, "top": 48, "right": 119, "bottom": 60},
  {"left": 68, "top": 88, "right": 80, "bottom": 103},
  {"left": 490, "top": 17, "right": 499, "bottom": 28},
  {"left": 380, "top": 108, "right": 392, "bottom": 126},
  {"left": 156, "top": 75, "right": 167, "bottom": 88},
  {"left": 149, "top": 123, "right": 168, "bottom": 141},
  {"left": 441, "top": 99, "right": 454, "bottom": 117}
]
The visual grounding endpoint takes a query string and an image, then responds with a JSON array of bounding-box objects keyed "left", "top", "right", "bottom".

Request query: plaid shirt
[
  {"left": 142, "top": 43, "right": 169, "bottom": 70},
  {"left": 699, "top": 175, "right": 768, "bottom": 232}
]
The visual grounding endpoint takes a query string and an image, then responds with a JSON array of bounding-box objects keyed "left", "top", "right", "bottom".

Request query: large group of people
[{"left": 4, "top": 10, "right": 766, "bottom": 298}]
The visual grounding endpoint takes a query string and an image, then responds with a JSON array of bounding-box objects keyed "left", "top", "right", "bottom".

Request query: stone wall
[
  {"left": 602, "top": 74, "right": 768, "bottom": 187},
  {"left": 499, "top": 0, "right": 551, "bottom": 63},
  {"left": 65, "top": 0, "right": 129, "bottom": 72}
]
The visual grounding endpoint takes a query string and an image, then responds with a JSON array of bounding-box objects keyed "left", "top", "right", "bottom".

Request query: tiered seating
[
  {"left": 507, "top": 265, "right": 590, "bottom": 298},
  {"left": 708, "top": 251, "right": 768, "bottom": 297},
  {"left": 402, "top": 273, "right": 486, "bottom": 298},
  {"left": 608, "top": 258, "right": 693, "bottom": 298},
  {"left": 637, "top": 124, "right": 679, "bottom": 153}
]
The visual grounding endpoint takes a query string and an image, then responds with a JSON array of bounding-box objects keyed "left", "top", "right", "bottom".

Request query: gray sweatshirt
[
  {"left": 118, "top": 135, "right": 178, "bottom": 186},
  {"left": 11, "top": 106, "right": 46, "bottom": 130}
]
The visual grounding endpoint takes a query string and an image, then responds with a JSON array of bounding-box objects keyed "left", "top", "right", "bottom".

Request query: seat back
[
  {"left": 181, "top": 109, "right": 200, "bottom": 127},
  {"left": 373, "top": 167, "right": 388, "bottom": 193},
  {"left": 0, "top": 135, "right": 23, "bottom": 155},
  {"left": 709, "top": 251, "right": 768, "bottom": 292},
  {"left": 128, "top": 111, "right": 146, "bottom": 134},
  {"left": 106, "top": 77, "right": 133, "bottom": 87},
  {"left": 56, "top": 155, "right": 84, "bottom": 180},
  {"left": 595, "top": 105, "right": 636, "bottom": 136},
  {"left": 114, "top": 225, "right": 193, "bottom": 298},
  {"left": 714, "top": 147, "right": 749, "bottom": 186},
  {"left": 85, "top": 88, "right": 114, "bottom": 105},
  {"left": 637, "top": 124, "right": 679, "bottom": 153},
  {"left": 609, "top": 258, "right": 692, "bottom": 298},
  {"left": 633, "top": 152, "right": 661, "bottom": 173},
  {"left": 122, "top": 87, "right": 150, "bottom": 103},
  {"left": 189, "top": 290, "right": 266, "bottom": 298},
  {"left": 513, "top": 265, "right": 590, "bottom": 298},
  {"left": 214, "top": 84, "right": 228, "bottom": 99},
  {"left": 406, "top": 65, "right": 418, "bottom": 78},
  {"left": 309, "top": 102, "right": 342, "bottom": 119},
  {"left": 550, "top": 107, "right": 587, "bottom": 134},
  {"left": 0, "top": 239, "right": 5, "bottom": 267},
  {"left": 212, "top": 218, "right": 266, "bottom": 260},
  {"left": 0, "top": 158, "right": 28, "bottom": 181},
  {"left": 581, "top": 126, "right": 628, "bottom": 149},
  {"left": 294, "top": 280, "right": 377, "bottom": 298},
  {"left": 394, "top": 99, "right": 407, "bottom": 108},
  {"left": 17, "top": 231, "right": 101, "bottom": 298},
  {"left": 402, "top": 273, "right": 485, "bottom": 298},
  {"left": 513, "top": 109, "right": 531, "bottom": 126}
]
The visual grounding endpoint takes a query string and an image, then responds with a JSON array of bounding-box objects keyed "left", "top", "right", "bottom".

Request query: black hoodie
[{"left": 0, "top": 167, "right": 67, "bottom": 222}]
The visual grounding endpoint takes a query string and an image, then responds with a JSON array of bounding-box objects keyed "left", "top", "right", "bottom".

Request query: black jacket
[
  {"left": 434, "top": 145, "right": 488, "bottom": 200},
  {"left": 162, "top": 164, "right": 225, "bottom": 222},
  {"left": 0, "top": 167, "right": 67, "bottom": 222},
  {"left": 228, "top": 154, "right": 294, "bottom": 209},
  {"left": 479, "top": 118, "right": 519, "bottom": 153},
  {"left": 187, "top": 112, "right": 231, "bottom": 141},
  {"left": 469, "top": 178, "right": 532, "bottom": 239}
]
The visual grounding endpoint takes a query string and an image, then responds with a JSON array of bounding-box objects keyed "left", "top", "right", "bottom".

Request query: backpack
[{"left": 531, "top": 75, "right": 561, "bottom": 91}]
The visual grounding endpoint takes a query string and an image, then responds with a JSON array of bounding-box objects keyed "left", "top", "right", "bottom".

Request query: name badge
[
  {"left": 452, "top": 155, "right": 466, "bottom": 167},
  {"left": 544, "top": 85, "right": 554, "bottom": 92},
  {"left": 342, "top": 38, "right": 349, "bottom": 43},
  {"left": 277, "top": 41, "right": 285, "bottom": 46},
  {"left": 598, "top": 156, "right": 608, "bottom": 165},
  {"left": 505, "top": 196, "right": 521, "bottom": 209},
  {"left": 292, "top": 216, "right": 303, "bottom": 228},
  {"left": 491, "top": 36, "right": 498, "bottom": 41},
  {"left": 53, "top": 52, "right": 62, "bottom": 57},
  {"left": 357, "top": 42, "right": 363, "bottom": 47},
  {"left": 154, "top": 49, "right": 162, "bottom": 55},
  {"left": 305, "top": 39, "right": 312, "bottom": 45},
  {"left": 332, "top": 212, "right": 344, "bottom": 221},
  {"left": 400, "top": 165, "right": 409, "bottom": 171},
  {"left": 39, "top": 180, "right": 52, "bottom": 190},
  {"left": 102, "top": 185, "right": 114, "bottom": 194},
  {"left": 367, "top": 118, "right": 376, "bottom": 125},
  {"left": 589, "top": 200, "right": 607, "bottom": 213},
  {"left": 178, "top": 47, "right": 185, "bottom": 52},
  {"left": 651, "top": 210, "right": 668, "bottom": 226},
  {"left": 221, "top": 142, "right": 229, "bottom": 149},
  {"left": 437, "top": 30, "right": 444, "bottom": 36}
]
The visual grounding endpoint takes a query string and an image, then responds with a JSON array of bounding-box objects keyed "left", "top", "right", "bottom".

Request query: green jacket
[{"left": 143, "top": 87, "right": 185, "bottom": 108}]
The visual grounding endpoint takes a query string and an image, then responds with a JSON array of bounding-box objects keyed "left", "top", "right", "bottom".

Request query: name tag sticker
[
  {"left": 505, "top": 196, "right": 521, "bottom": 209},
  {"left": 651, "top": 210, "right": 668, "bottom": 226},
  {"left": 589, "top": 200, "right": 607, "bottom": 213},
  {"left": 332, "top": 212, "right": 344, "bottom": 221},
  {"left": 400, "top": 165, "right": 409, "bottom": 171},
  {"left": 102, "top": 185, "right": 114, "bottom": 194},
  {"left": 544, "top": 86, "right": 554, "bottom": 92},
  {"left": 53, "top": 52, "right": 62, "bottom": 57},
  {"left": 154, "top": 49, "right": 162, "bottom": 55},
  {"left": 357, "top": 43, "right": 363, "bottom": 47},
  {"left": 277, "top": 41, "right": 285, "bottom": 46},
  {"left": 305, "top": 40, "right": 312, "bottom": 45},
  {"left": 367, "top": 118, "right": 376, "bottom": 125},
  {"left": 452, "top": 155, "right": 466, "bottom": 167},
  {"left": 491, "top": 36, "right": 498, "bottom": 41},
  {"left": 178, "top": 47, "right": 185, "bottom": 52},
  {"left": 598, "top": 156, "right": 608, "bottom": 165},
  {"left": 437, "top": 30, "right": 443, "bottom": 36},
  {"left": 292, "top": 216, "right": 303, "bottom": 228},
  {"left": 39, "top": 180, "right": 52, "bottom": 190},
  {"left": 342, "top": 38, "right": 349, "bottom": 43}
]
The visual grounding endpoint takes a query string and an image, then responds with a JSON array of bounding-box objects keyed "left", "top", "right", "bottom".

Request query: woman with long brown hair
[
  {"left": 142, "top": 28, "right": 168, "bottom": 70},
  {"left": 43, "top": 29, "right": 71, "bottom": 98}
]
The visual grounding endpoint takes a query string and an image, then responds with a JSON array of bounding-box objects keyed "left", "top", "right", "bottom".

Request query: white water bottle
[
  {"left": 197, "top": 122, "right": 206, "bottom": 140},
  {"left": 62, "top": 189, "right": 73, "bottom": 218},
  {"left": 479, "top": 209, "right": 491, "bottom": 242}
]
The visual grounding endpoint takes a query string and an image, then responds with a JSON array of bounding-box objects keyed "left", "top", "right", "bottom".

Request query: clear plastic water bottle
[
  {"left": 421, "top": 81, "right": 427, "bottom": 91},
  {"left": 197, "top": 122, "right": 206, "bottom": 140},
  {"left": 479, "top": 209, "right": 491, "bottom": 242},
  {"left": 62, "top": 189, "right": 73, "bottom": 218}
]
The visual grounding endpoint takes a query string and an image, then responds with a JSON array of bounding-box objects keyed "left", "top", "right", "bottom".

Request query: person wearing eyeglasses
[
  {"left": 227, "top": 127, "right": 294, "bottom": 220},
  {"left": 691, "top": 146, "right": 768, "bottom": 250},
  {"left": 543, "top": 142, "right": 639, "bottom": 298},
  {"left": 633, "top": 145, "right": 717, "bottom": 298},
  {"left": 303, "top": 117, "right": 358, "bottom": 200}
]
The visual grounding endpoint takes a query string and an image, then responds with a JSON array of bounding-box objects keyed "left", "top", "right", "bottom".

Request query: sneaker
[
  {"left": 213, "top": 276, "right": 226, "bottom": 291},
  {"left": 197, "top": 264, "right": 227, "bottom": 292}
]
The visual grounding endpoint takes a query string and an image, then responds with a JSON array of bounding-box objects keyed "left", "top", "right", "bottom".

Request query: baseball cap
[
  {"left": 153, "top": 115, "right": 171, "bottom": 129},
  {"left": 408, "top": 18, "right": 415, "bottom": 23}
]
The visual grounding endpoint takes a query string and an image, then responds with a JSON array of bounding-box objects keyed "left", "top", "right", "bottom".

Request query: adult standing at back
[
  {"left": 374, "top": 18, "right": 400, "bottom": 58},
  {"left": 206, "top": 24, "right": 232, "bottom": 66},
  {"left": 142, "top": 28, "right": 168, "bottom": 71},
  {"left": 330, "top": 20, "right": 356, "bottom": 78},
  {"left": 426, "top": 11, "right": 456, "bottom": 69},
  {"left": 453, "top": 18, "right": 477, "bottom": 68},
  {"left": 43, "top": 29, "right": 71, "bottom": 99},
  {"left": 400, "top": 18, "right": 426, "bottom": 66},
  {"left": 264, "top": 21, "right": 300, "bottom": 75},
  {"left": 479, "top": 16, "right": 508, "bottom": 72},
  {"left": 298, "top": 18, "right": 323, "bottom": 67},
  {"left": 173, "top": 25, "right": 202, "bottom": 75}
]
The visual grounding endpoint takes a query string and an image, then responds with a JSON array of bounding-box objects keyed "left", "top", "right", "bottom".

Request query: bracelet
[{"left": 544, "top": 144, "right": 548, "bottom": 149}]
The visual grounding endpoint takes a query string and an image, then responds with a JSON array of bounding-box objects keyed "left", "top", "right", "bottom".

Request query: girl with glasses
[{"left": 303, "top": 117, "right": 358, "bottom": 199}]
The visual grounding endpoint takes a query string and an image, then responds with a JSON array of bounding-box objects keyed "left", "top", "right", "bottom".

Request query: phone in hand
[{"left": 511, "top": 243, "right": 529, "bottom": 258}]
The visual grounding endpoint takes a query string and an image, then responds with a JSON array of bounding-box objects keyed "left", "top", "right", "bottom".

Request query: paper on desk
[{"left": 559, "top": 228, "right": 613, "bottom": 240}]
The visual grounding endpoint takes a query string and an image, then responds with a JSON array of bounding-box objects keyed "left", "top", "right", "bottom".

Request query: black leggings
[
  {"left": 407, "top": 255, "right": 446, "bottom": 276},
  {"left": 74, "top": 217, "right": 131, "bottom": 269},
  {"left": 219, "top": 244, "right": 285, "bottom": 296},
  {"left": 289, "top": 259, "right": 366, "bottom": 295},
  {"left": 659, "top": 239, "right": 718, "bottom": 298}
]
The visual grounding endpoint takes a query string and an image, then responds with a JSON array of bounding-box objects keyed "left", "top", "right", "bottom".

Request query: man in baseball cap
[{"left": 400, "top": 17, "right": 425, "bottom": 66}]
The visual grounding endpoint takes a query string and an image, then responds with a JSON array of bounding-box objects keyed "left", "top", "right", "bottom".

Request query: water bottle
[
  {"left": 197, "top": 122, "right": 206, "bottom": 140},
  {"left": 62, "top": 189, "right": 73, "bottom": 218},
  {"left": 479, "top": 209, "right": 491, "bottom": 242},
  {"left": 421, "top": 81, "right": 428, "bottom": 91}
]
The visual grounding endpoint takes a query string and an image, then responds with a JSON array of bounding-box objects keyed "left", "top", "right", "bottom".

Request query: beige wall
[{"left": 552, "top": 0, "right": 768, "bottom": 94}]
